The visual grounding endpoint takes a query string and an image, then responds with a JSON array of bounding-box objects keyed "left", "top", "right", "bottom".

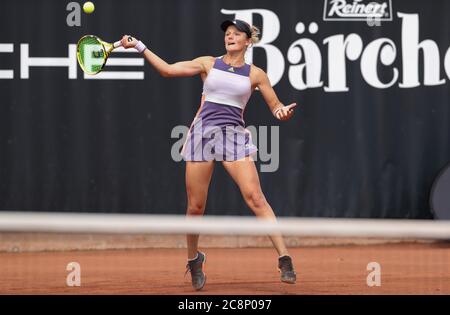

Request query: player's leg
[
  {"left": 185, "top": 160, "right": 214, "bottom": 290},
  {"left": 222, "top": 158, "right": 288, "bottom": 255},
  {"left": 185, "top": 160, "right": 214, "bottom": 258},
  {"left": 222, "top": 158, "right": 296, "bottom": 283}
]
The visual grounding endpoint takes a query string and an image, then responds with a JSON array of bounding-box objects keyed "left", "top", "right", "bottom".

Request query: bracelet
[{"left": 135, "top": 41, "right": 147, "bottom": 53}]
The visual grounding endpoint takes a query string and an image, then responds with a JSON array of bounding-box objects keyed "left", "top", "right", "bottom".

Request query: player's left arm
[{"left": 254, "top": 66, "right": 297, "bottom": 121}]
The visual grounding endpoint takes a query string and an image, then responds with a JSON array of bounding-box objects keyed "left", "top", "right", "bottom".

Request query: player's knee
[
  {"left": 187, "top": 202, "right": 205, "bottom": 216},
  {"left": 244, "top": 190, "right": 267, "bottom": 209}
]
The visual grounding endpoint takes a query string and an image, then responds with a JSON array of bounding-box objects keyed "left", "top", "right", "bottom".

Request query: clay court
[
  {"left": 2, "top": 0, "right": 450, "bottom": 301},
  {"left": 1, "top": 242, "right": 449, "bottom": 295}
]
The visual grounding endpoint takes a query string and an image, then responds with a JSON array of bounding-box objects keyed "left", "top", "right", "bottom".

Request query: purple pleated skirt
[{"left": 181, "top": 101, "right": 258, "bottom": 161}]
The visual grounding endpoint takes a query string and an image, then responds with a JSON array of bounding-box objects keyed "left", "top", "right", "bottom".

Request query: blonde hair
[{"left": 250, "top": 25, "right": 261, "bottom": 44}]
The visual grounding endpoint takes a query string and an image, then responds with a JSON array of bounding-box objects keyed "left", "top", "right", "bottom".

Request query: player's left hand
[{"left": 275, "top": 103, "right": 297, "bottom": 121}]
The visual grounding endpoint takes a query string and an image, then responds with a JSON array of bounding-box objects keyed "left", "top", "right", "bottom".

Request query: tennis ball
[{"left": 83, "top": 2, "right": 95, "bottom": 14}]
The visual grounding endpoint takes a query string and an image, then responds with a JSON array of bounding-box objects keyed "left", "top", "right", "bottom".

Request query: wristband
[{"left": 135, "top": 41, "right": 147, "bottom": 53}]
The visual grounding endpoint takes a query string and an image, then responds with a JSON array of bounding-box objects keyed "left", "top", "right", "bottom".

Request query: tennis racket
[{"left": 76, "top": 35, "right": 133, "bottom": 75}]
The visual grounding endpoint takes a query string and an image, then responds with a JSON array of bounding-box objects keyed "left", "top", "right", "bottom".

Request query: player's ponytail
[{"left": 250, "top": 25, "right": 261, "bottom": 44}]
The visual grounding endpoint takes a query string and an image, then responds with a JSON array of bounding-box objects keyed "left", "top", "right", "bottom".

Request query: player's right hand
[{"left": 121, "top": 35, "right": 138, "bottom": 48}]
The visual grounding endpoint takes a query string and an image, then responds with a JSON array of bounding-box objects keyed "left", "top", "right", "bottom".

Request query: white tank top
[{"left": 202, "top": 56, "right": 252, "bottom": 110}]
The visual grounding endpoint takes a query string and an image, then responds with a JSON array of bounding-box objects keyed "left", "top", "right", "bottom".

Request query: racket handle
[{"left": 113, "top": 40, "right": 123, "bottom": 48}]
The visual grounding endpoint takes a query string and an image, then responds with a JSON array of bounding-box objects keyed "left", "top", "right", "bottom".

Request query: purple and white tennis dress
[{"left": 181, "top": 56, "right": 258, "bottom": 161}]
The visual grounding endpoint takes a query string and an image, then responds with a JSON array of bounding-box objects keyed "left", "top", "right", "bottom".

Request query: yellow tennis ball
[{"left": 83, "top": 2, "right": 95, "bottom": 14}]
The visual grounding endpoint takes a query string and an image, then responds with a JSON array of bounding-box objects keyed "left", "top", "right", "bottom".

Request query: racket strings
[{"left": 77, "top": 36, "right": 106, "bottom": 75}]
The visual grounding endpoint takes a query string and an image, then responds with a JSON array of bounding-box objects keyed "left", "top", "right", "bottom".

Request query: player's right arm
[
  {"left": 144, "top": 52, "right": 211, "bottom": 78},
  {"left": 120, "top": 35, "right": 211, "bottom": 78}
]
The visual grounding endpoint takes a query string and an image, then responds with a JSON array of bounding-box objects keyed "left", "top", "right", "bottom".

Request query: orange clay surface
[{"left": 0, "top": 243, "right": 449, "bottom": 294}]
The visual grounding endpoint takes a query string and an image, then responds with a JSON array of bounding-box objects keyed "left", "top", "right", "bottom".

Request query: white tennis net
[{"left": 0, "top": 211, "right": 449, "bottom": 239}]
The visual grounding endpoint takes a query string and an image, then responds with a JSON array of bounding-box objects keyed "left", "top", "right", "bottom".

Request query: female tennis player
[{"left": 121, "top": 19, "right": 297, "bottom": 291}]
